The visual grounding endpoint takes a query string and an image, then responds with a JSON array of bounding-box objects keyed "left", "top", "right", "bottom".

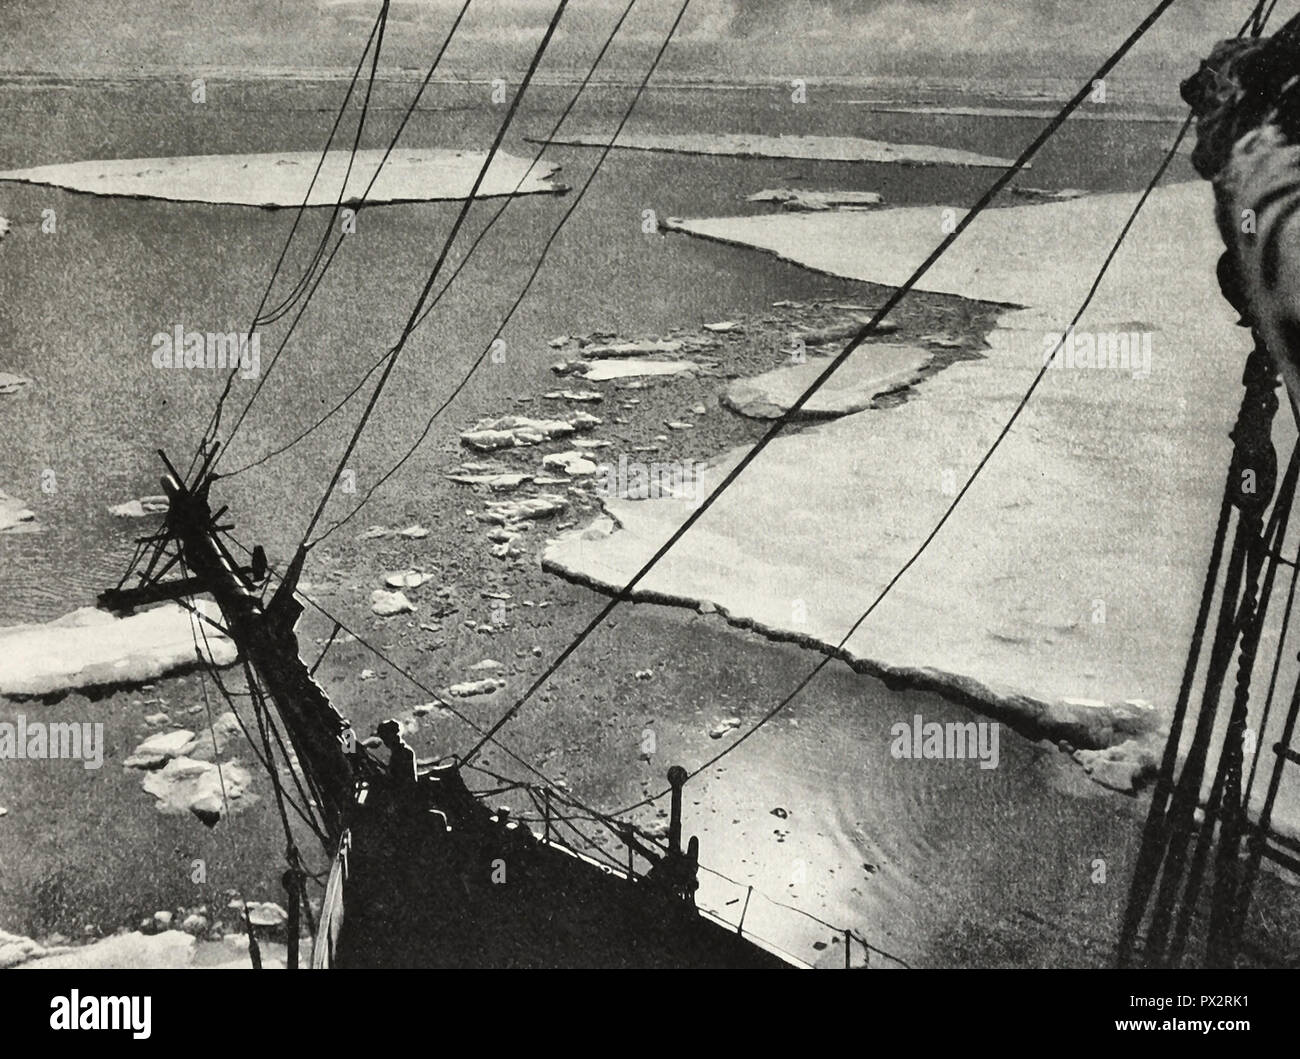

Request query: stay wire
[
  {"left": 217, "top": 0, "right": 477, "bottom": 461},
  {"left": 254, "top": 1, "right": 393, "bottom": 328},
  {"left": 611, "top": 112, "right": 1197, "bottom": 818},
  {"left": 182, "top": 588, "right": 331, "bottom": 846},
  {"left": 297, "top": 0, "right": 572, "bottom": 549},
  {"left": 179, "top": 556, "right": 264, "bottom": 965},
  {"left": 462, "top": 0, "right": 1187, "bottom": 766},
  {"left": 189, "top": 3, "right": 389, "bottom": 476},
  {"left": 221, "top": 0, "right": 641, "bottom": 481},
  {"left": 308, "top": 0, "right": 691, "bottom": 546}
]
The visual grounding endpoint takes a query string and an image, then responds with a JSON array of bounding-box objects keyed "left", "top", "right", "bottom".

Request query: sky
[{"left": 0, "top": 0, "right": 1282, "bottom": 83}]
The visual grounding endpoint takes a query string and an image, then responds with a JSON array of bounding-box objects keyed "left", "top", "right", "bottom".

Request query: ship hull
[{"left": 313, "top": 778, "right": 798, "bottom": 969}]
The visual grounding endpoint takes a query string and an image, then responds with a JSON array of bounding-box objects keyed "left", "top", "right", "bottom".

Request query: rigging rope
[
  {"left": 461, "top": 0, "right": 1187, "bottom": 766},
  {"left": 186, "top": 579, "right": 331, "bottom": 955},
  {"left": 231, "top": 10, "right": 391, "bottom": 384},
  {"left": 243, "top": 658, "right": 327, "bottom": 935},
  {"left": 1255, "top": 0, "right": 1284, "bottom": 36},
  {"left": 242, "top": 657, "right": 334, "bottom": 846},
  {"left": 157, "top": 0, "right": 1279, "bottom": 972},
  {"left": 179, "top": 557, "right": 264, "bottom": 967},
  {"left": 179, "top": 586, "right": 332, "bottom": 845},
  {"left": 308, "top": 0, "right": 691, "bottom": 545},
  {"left": 1116, "top": 0, "right": 1295, "bottom": 968},
  {"left": 219, "top": 530, "right": 905, "bottom": 964},
  {"left": 613, "top": 112, "right": 1196, "bottom": 816},
  {"left": 220, "top": 0, "right": 643, "bottom": 482},
  {"left": 252, "top": 5, "right": 391, "bottom": 329},
  {"left": 1244, "top": 449, "right": 1300, "bottom": 804},
  {"left": 247, "top": 2, "right": 401, "bottom": 333},
  {"left": 215, "top": 0, "right": 477, "bottom": 463},
  {"left": 296, "top": 0, "right": 572, "bottom": 549},
  {"left": 219, "top": 529, "right": 598, "bottom": 804},
  {"left": 1175, "top": 439, "right": 1300, "bottom": 963},
  {"left": 189, "top": 2, "right": 390, "bottom": 477}
]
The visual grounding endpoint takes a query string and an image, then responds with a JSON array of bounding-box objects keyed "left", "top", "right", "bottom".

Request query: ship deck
[{"left": 313, "top": 768, "right": 799, "bottom": 969}]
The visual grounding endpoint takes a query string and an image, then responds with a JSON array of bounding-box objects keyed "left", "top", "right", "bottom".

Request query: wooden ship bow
[
  {"left": 101, "top": 453, "right": 360, "bottom": 845},
  {"left": 99, "top": 453, "right": 797, "bottom": 968}
]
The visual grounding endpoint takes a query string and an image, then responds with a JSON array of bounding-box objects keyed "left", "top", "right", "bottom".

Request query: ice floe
[
  {"left": 12, "top": 930, "right": 196, "bottom": 970},
  {"left": 12, "top": 930, "right": 287, "bottom": 970},
  {"left": 845, "top": 103, "right": 1181, "bottom": 123},
  {"left": 480, "top": 495, "right": 568, "bottom": 525},
  {"left": 543, "top": 451, "right": 599, "bottom": 476},
  {"left": 573, "top": 338, "right": 687, "bottom": 358},
  {"left": 371, "top": 589, "right": 416, "bottom": 616},
  {"left": 460, "top": 412, "right": 600, "bottom": 452},
  {"left": 447, "top": 678, "right": 505, "bottom": 697},
  {"left": 1011, "top": 186, "right": 1089, "bottom": 203},
  {"left": 747, "top": 188, "right": 884, "bottom": 212},
  {"left": 0, "top": 488, "right": 38, "bottom": 534},
  {"left": 446, "top": 470, "right": 532, "bottom": 491},
  {"left": 796, "top": 316, "right": 897, "bottom": 345},
  {"left": 1, "top": 930, "right": 52, "bottom": 968},
  {"left": 141, "top": 757, "right": 255, "bottom": 824},
  {"left": 124, "top": 729, "right": 198, "bottom": 769},
  {"left": 562, "top": 359, "right": 697, "bottom": 382},
  {"left": 0, "top": 149, "right": 564, "bottom": 207},
  {"left": 107, "top": 495, "right": 168, "bottom": 518},
  {"left": 121, "top": 714, "right": 252, "bottom": 821},
  {"left": 546, "top": 182, "right": 1297, "bottom": 803},
  {"left": 723, "top": 343, "right": 932, "bottom": 420},
  {"left": 384, "top": 569, "right": 432, "bottom": 590},
  {"left": 244, "top": 902, "right": 288, "bottom": 929},
  {"left": 530, "top": 132, "right": 1018, "bottom": 169},
  {"left": 0, "top": 372, "right": 32, "bottom": 396},
  {"left": 0, "top": 602, "right": 235, "bottom": 697}
]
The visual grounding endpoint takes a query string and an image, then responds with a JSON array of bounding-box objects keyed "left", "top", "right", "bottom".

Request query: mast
[
  {"left": 1119, "top": 12, "right": 1300, "bottom": 967},
  {"left": 102, "top": 457, "right": 358, "bottom": 845}
]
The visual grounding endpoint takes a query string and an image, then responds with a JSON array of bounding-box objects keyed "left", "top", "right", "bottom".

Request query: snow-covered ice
[
  {"left": 546, "top": 182, "right": 1300, "bottom": 812},
  {"left": 0, "top": 149, "right": 564, "bottom": 207},
  {"left": 723, "top": 343, "right": 932, "bottom": 419},
  {"left": 531, "top": 131, "right": 1019, "bottom": 169},
  {"left": 0, "top": 602, "right": 235, "bottom": 696}
]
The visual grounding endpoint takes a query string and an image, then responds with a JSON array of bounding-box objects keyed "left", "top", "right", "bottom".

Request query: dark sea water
[
  {"left": 0, "top": 76, "right": 1219, "bottom": 966},
  {"left": 0, "top": 78, "right": 1191, "bottom": 626}
]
